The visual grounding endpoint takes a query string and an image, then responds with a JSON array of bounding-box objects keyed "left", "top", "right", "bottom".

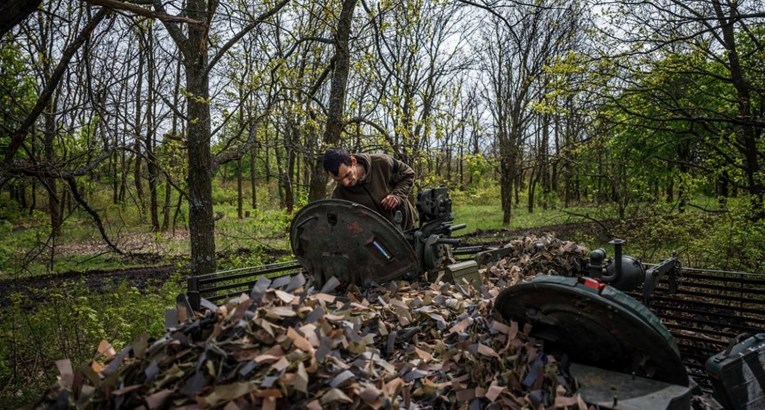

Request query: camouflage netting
[
  {"left": 482, "top": 235, "right": 590, "bottom": 286},
  {"left": 33, "top": 235, "right": 592, "bottom": 409}
]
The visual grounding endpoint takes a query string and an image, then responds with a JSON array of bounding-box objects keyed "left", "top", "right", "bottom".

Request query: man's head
[{"left": 323, "top": 148, "right": 362, "bottom": 187}]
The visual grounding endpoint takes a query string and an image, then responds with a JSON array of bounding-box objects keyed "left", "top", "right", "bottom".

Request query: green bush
[
  {"left": 450, "top": 184, "right": 501, "bottom": 207},
  {"left": 618, "top": 203, "right": 710, "bottom": 263},
  {"left": 686, "top": 201, "right": 765, "bottom": 270},
  {"left": 0, "top": 275, "right": 183, "bottom": 407},
  {"left": 620, "top": 198, "right": 765, "bottom": 270},
  {"left": 212, "top": 185, "right": 240, "bottom": 206},
  {"left": 218, "top": 247, "right": 266, "bottom": 270},
  {"left": 0, "top": 213, "right": 51, "bottom": 278},
  {"left": 0, "top": 199, "right": 23, "bottom": 222}
]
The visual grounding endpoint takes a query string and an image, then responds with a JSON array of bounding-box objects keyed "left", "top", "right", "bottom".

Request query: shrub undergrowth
[
  {"left": 624, "top": 199, "right": 765, "bottom": 270},
  {"left": 0, "top": 276, "right": 183, "bottom": 408}
]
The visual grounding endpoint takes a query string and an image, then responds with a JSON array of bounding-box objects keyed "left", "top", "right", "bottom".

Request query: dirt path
[{"left": 0, "top": 265, "right": 179, "bottom": 307}]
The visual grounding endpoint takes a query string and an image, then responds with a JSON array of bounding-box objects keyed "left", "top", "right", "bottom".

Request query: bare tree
[
  {"left": 0, "top": 0, "right": 141, "bottom": 272},
  {"left": 358, "top": 0, "right": 470, "bottom": 175},
  {"left": 149, "top": 0, "right": 289, "bottom": 276},
  {"left": 1, "top": 4, "right": 109, "bottom": 186},
  {"left": 308, "top": 0, "right": 359, "bottom": 202},
  {"left": 474, "top": 0, "right": 580, "bottom": 224}
]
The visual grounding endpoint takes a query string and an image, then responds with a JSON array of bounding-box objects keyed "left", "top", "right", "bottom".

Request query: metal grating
[
  {"left": 631, "top": 266, "right": 765, "bottom": 392},
  {"left": 187, "top": 260, "right": 304, "bottom": 310}
]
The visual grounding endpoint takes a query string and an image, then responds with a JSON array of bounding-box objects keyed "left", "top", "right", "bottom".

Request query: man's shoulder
[{"left": 368, "top": 153, "right": 393, "bottom": 165}]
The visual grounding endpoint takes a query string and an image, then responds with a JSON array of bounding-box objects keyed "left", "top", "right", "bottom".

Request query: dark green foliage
[
  {"left": 0, "top": 276, "right": 183, "bottom": 407},
  {"left": 617, "top": 199, "right": 765, "bottom": 271}
]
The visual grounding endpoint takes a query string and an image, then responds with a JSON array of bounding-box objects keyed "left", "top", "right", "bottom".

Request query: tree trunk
[
  {"left": 275, "top": 128, "right": 285, "bottom": 207},
  {"left": 500, "top": 155, "right": 513, "bottom": 225},
  {"left": 527, "top": 167, "right": 536, "bottom": 214},
  {"left": 119, "top": 157, "right": 128, "bottom": 202},
  {"left": 111, "top": 150, "right": 118, "bottom": 204},
  {"left": 540, "top": 114, "right": 550, "bottom": 210},
  {"left": 162, "top": 51, "right": 182, "bottom": 232},
  {"left": 30, "top": 179, "right": 36, "bottom": 214},
  {"left": 237, "top": 157, "right": 243, "bottom": 219},
  {"left": 309, "top": 0, "right": 358, "bottom": 202},
  {"left": 161, "top": 174, "right": 172, "bottom": 231},
  {"left": 284, "top": 140, "right": 295, "bottom": 213},
  {"left": 183, "top": 0, "right": 216, "bottom": 277},
  {"left": 250, "top": 141, "right": 257, "bottom": 211},
  {"left": 146, "top": 29, "right": 160, "bottom": 231},
  {"left": 445, "top": 134, "right": 452, "bottom": 183},
  {"left": 551, "top": 116, "right": 560, "bottom": 202},
  {"left": 711, "top": 0, "right": 763, "bottom": 219},
  {"left": 718, "top": 170, "right": 729, "bottom": 207},
  {"left": 43, "top": 104, "right": 61, "bottom": 238},
  {"left": 134, "top": 45, "right": 145, "bottom": 216}
]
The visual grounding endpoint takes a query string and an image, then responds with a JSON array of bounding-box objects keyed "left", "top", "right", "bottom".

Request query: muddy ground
[{"left": 0, "top": 221, "right": 611, "bottom": 306}]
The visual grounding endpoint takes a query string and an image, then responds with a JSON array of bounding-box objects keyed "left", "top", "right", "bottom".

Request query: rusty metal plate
[
  {"left": 494, "top": 275, "right": 688, "bottom": 386},
  {"left": 290, "top": 199, "right": 418, "bottom": 288}
]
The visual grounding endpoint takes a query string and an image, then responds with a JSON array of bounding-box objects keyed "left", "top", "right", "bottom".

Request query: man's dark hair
[{"left": 323, "top": 148, "right": 352, "bottom": 176}]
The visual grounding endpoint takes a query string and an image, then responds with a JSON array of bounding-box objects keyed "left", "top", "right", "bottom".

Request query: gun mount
[
  {"left": 585, "top": 239, "right": 681, "bottom": 306},
  {"left": 289, "top": 187, "right": 468, "bottom": 288},
  {"left": 494, "top": 274, "right": 696, "bottom": 408}
]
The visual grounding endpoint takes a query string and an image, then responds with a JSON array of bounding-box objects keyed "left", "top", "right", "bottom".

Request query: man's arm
[{"left": 388, "top": 157, "right": 415, "bottom": 199}]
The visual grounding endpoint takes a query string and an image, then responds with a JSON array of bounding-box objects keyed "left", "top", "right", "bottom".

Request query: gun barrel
[{"left": 449, "top": 223, "right": 466, "bottom": 232}]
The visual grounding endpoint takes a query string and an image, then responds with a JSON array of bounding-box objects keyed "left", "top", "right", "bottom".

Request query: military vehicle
[{"left": 184, "top": 188, "right": 765, "bottom": 409}]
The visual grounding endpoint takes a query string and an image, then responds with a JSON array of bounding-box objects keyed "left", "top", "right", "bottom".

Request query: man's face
[{"left": 331, "top": 157, "right": 359, "bottom": 187}]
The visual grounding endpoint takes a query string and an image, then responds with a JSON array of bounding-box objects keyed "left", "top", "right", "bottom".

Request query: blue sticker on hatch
[{"left": 371, "top": 239, "right": 392, "bottom": 260}]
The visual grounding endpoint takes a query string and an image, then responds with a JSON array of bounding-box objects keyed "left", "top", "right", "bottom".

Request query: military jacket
[{"left": 332, "top": 153, "right": 417, "bottom": 230}]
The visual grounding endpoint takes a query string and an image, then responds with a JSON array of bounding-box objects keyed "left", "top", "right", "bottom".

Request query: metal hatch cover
[
  {"left": 494, "top": 275, "right": 688, "bottom": 386},
  {"left": 290, "top": 199, "right": 418, "bottom": 288}
]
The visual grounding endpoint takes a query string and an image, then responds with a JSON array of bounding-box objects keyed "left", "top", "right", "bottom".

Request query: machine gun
[{"left": 407, "top": 187, "right": 466, "bottom": 275}]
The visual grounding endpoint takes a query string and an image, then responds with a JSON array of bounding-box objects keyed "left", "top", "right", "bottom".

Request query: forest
[{"left": 0, "top": 0, "right": 764, "bottom": 406}]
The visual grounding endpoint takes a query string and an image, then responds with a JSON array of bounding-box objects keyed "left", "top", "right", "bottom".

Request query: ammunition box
[
  {"left": 705, "top": 333, "right": 765, "bottom": 410},
  {"left": 443, "top": 260, "right": 481, "bottom": 289}
]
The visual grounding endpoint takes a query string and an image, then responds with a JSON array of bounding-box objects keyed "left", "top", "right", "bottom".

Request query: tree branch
[
  {"left": 64, "top": 176, "right": 124, "bottom": 254},
  {"left": 151, "top": 0, "right": 187, "bottom": 52},
  {"left": 345, "top": 116, "right": 395, "bottom": 150},
  {"left": 3, "top": 7, "right": 109, "bottom": 175},
  {"left": 205, "top": 0, "right": 291, "bottom": 76},
  {"left": 85, "top": 0, "right": 206, "bottom": 26},
  {"left": 0, "top": 0, "right": 42, "bottom": 38}
]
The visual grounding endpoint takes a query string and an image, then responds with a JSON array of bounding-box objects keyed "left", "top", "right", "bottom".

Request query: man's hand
[{"left": 381, "top": 194, "right": 400, "bottom": 210}]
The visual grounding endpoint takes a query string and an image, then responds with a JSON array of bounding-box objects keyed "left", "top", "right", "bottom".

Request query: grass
[
  {"left": 0, "top": 275, "right": 184, "bottom": 408},
  {"left": 0, "top": 185, "right": 620, "bottom": 278},
  {"left": 449, "top": 192, "right": 750, "bottom": 269},
  {"left": 452, "top": 202, "right": 613, "bottom": 235}
]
